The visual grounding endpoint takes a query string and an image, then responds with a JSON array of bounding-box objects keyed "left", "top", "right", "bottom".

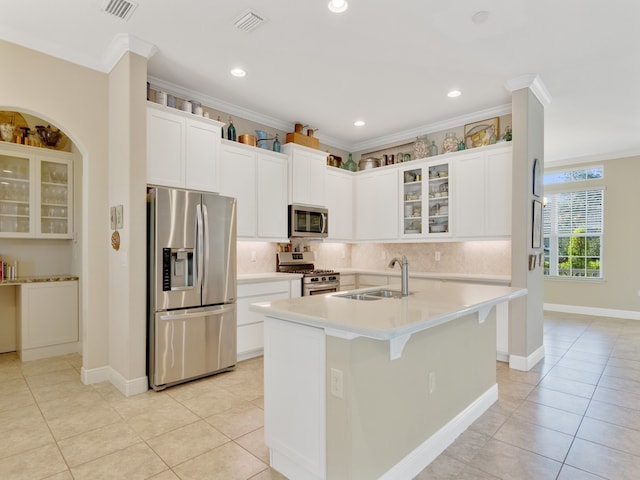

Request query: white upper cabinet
[
  {"left": 282, "top": 144, "right": 326, "bottom": 207},
  {"left": 219, "top": 142, "right": 256, "bottom": 237},
  {"left": 257, "top": 150, "right": 288, "bottom": 239},
  {"left": 454, "top": 144, "right": 512, "bottom": 238},
  {"left": 0, "top": 144, "right": 74, "bottom": 239},
  {"left": 146, "top": 103, "right": 223, "bottom": 192},
  {"left": 356, "top": 168, "right": 398, "bottom": 241},
  {"left": 325, "top": 167, "right": 354, "bottom": 241},
  {"left": 219, "top": 140, "right": 288, "bottom": 241}
]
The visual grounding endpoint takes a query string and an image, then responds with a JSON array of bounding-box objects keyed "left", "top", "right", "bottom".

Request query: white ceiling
[{"left": 2, "top": 0, "right": 639, "bottom": 163}]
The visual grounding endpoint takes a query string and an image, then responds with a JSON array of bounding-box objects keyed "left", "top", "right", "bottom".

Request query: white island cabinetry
[
  {"left": 146, "top": 102, "right": 223, "bottom": 192},
  {"left": 253, "top": 282, "right": 526, "bottom": 479}
]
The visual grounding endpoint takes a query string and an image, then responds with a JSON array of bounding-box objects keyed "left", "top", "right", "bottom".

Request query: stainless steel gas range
[{"left": 276, "top": 252, "right": 340, "bottom": 296}]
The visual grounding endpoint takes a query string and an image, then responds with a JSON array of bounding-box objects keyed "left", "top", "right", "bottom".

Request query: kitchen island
[{"left": 250, "top": 280, "right": 527, "bottom": 480}]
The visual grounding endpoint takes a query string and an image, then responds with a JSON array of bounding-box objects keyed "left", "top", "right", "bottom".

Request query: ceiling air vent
[
  {"left": 102, "top": 0, "right": 138, "bottom": 21},
  {"left": 233, "top": 9, "right": 266, "bottom": 32}
]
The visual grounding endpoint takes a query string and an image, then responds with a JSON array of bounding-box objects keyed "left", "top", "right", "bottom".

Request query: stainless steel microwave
[{"left": 288, "top": 204, "right": 328, "bottom": 238}]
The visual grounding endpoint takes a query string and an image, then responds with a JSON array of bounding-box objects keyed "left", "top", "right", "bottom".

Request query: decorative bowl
[
  {"left": 0, "top": 123, "right": 14, "bottom": 142},
  {"left": 238, "top": 134, "right": 257, "bottom": 146},
  {"left": 36, "top": 125, "right": 62, "bottom": 147}
]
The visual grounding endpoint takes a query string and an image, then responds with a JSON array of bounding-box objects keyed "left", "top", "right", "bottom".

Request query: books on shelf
[{"left": 0, "top": 258, "right": 18, "bottom": 280}]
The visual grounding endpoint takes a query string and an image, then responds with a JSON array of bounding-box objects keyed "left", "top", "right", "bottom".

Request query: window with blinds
[{"left": 543, "top": 167, "right": 604, "bottom": 278}]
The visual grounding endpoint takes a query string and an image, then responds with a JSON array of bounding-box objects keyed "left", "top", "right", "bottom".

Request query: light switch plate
[
  {"left": 110, "top": 206, "right": 116, "bottom": 230},
  {"left": 115, "top": 205, "right": 123, "bottom": 229}
]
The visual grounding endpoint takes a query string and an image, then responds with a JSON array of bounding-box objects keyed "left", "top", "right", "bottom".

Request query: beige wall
[
  {"left": 544, "top": 155, "right": 640, "bottom": 313},
  {"left": 326, "top": 310, "right": 496, "bottom": 479},
  {"left": 108, "top": 52, "right": 148, "bottom": 381},
  {"left": 0, "top": 39, "right": 110, "bottom": 371}
]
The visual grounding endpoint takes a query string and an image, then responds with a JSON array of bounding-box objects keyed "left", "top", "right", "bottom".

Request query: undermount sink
[
  {"left": 366, "top": 289, "right": 405, "bottom": 298},
  {"left": 336, "top": 289, "right": 408, "bottom": 301},
  {"left": 336, "top": 293, "right": 382, "bottom": 301}
]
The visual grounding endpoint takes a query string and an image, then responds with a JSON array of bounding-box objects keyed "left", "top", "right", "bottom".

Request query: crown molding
[
  {"left": 505, "top": 74, "right": 552, "bottom": 107},
  {"left": 147, "top": 76, "right": 514, "bottom": 153},
  {"left": 103, "top": 34, "right": 157, "bottom": 72},
  {"left": 545, "top": 148, "right": 640, "bottom": 167},
  {"left": 351, "top": 104, "right": 512, "bottom": 153},
  {"left": 147, "top": 76, "right": 354, "bottom": 152}
]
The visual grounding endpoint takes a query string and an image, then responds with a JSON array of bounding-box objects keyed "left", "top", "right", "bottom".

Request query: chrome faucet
[{"left": 388, "top": 255, "right": 409, "bottom": 296}]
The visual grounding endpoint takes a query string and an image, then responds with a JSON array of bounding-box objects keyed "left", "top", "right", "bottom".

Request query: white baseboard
[
  {"left": 108, "top": 368, "right": 149, "bottom": 397},
  {"left": 238, "top": 348, "right": 263, "bottom": 362},
  {"left": 496, "top": 351, "right": 509, "bottom": 363},
  {"left": 545, "top": 303, "right": 640, "bottom": 321},
  {"left": 81, "top": 365, "right": 148, "bottom": 397},
  {"left": 19, "top": 342, "right": 81, "bottom": 362},
  {"left": 509, "top": 345, "right": 545, "bottom": 371},
  {"left": 81, "top": 365, "right": 110, "bottom": 384},
  {"left": 380, "top": 384, "right": 499, "bottom": 480}
]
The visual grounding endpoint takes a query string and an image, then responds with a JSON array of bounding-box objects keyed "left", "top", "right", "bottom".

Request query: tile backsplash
[{"left": 237, "top": 240, "right": 510, "bottom": 276}]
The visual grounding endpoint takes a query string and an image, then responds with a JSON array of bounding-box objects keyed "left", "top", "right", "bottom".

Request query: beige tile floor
[{"left": 1, "top": 311, "right": 639, "bottom": 479}]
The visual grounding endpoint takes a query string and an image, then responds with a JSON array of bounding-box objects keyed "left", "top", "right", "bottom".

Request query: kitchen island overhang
[{"left": 251, "top": 281, "right": 527, "bottom": 480}]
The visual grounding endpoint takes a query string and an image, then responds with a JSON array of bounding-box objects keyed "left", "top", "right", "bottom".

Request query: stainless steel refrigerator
[{"left": 147, "top": 186, "right": 237, "bottom": 391}]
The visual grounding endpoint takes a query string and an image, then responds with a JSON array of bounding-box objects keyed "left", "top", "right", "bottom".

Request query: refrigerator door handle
[
  {"left": 202, "top": 202, "right": 209, "bottom": 298},
  {"left": 196, "top": 203, "right": 204, "bottom": 293},
  {"left": 159, "top": 305, "right": 235, "bottom": 321}
]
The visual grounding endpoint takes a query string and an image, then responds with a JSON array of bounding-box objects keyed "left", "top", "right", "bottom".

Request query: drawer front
[
  {"left": 238, "top": 292, "right": 290, "bottom": 326},
  {"left": 238, "top": 322, "right": 264, "bottom": 356},
  {"left": 238, "top": 280, "right": 290, "bottom": 298}
]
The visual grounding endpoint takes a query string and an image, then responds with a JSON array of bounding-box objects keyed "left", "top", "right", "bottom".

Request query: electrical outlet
[
  {"left": 435, "top": 251, "right": 441, "bottom": 262},
  {"left": 381, "top": 251, "right": 387, "bottom": 260},
  {"left": 428, "top": 372, "right": 436, "bottom": 393},
  {"left": 330, "top": 368, "right": 344, "bottom": 398},
  {"left": 250, "top": 251, "right": 257, "bottom": 262}
]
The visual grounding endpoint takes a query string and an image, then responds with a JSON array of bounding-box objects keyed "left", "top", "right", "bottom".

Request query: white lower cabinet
[
  {"left": 237, "top": 278, "right": 301, "bottom": 360},
  {"left": 17, "top": 280, "right": 78, "bottom": 361},
  {"left": 339, "top": 274, "right": 356, "bottom": 291},
  {"left": 220, "top": 141, "right": 288, "bottom": 241},
  {"left": 357, "top": 274, "right": 389, "bottom": 288}
]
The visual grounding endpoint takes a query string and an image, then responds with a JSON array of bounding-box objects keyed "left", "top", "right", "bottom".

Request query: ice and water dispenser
[{"left": 162, "top": 247, "right": 194, "bottom": 291}]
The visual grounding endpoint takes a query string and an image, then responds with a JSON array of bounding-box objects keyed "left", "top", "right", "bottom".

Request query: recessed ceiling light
[
  {"left": 447, "top": 90, "right": 462, "bottom": 98},
  {"left": 230, "top": 68, "right": 246, "bottom": 77},
  {"left": 354, "top": 120, "right": 365, "bottom": 127},
  {"left": 328, "top": 0, "right": 348, "bottom": 13},
  {"left": 472, "top": 10, "right": 489, "bottom": 24}
]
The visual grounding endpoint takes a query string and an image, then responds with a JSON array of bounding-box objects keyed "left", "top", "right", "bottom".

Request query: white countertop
[
  {"left": 238, "top": 269, "right": 509, "bottom": 285},
  {"left": 338, "top": 268, "right": 511, "bottom": 285},
  {"left": 250, "top": 280, "right": 526, "bottom": 342},
  {"left": 238, "top": 272, "right": 303, "bottom": 284}
]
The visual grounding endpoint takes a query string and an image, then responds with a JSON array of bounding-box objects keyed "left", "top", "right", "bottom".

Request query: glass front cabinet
[
  {"left": 400, "top": 159, "right": 451, "bottom": 238},
  {"left": 0, "top": 145, "right": 73, "bottom": 238}
]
